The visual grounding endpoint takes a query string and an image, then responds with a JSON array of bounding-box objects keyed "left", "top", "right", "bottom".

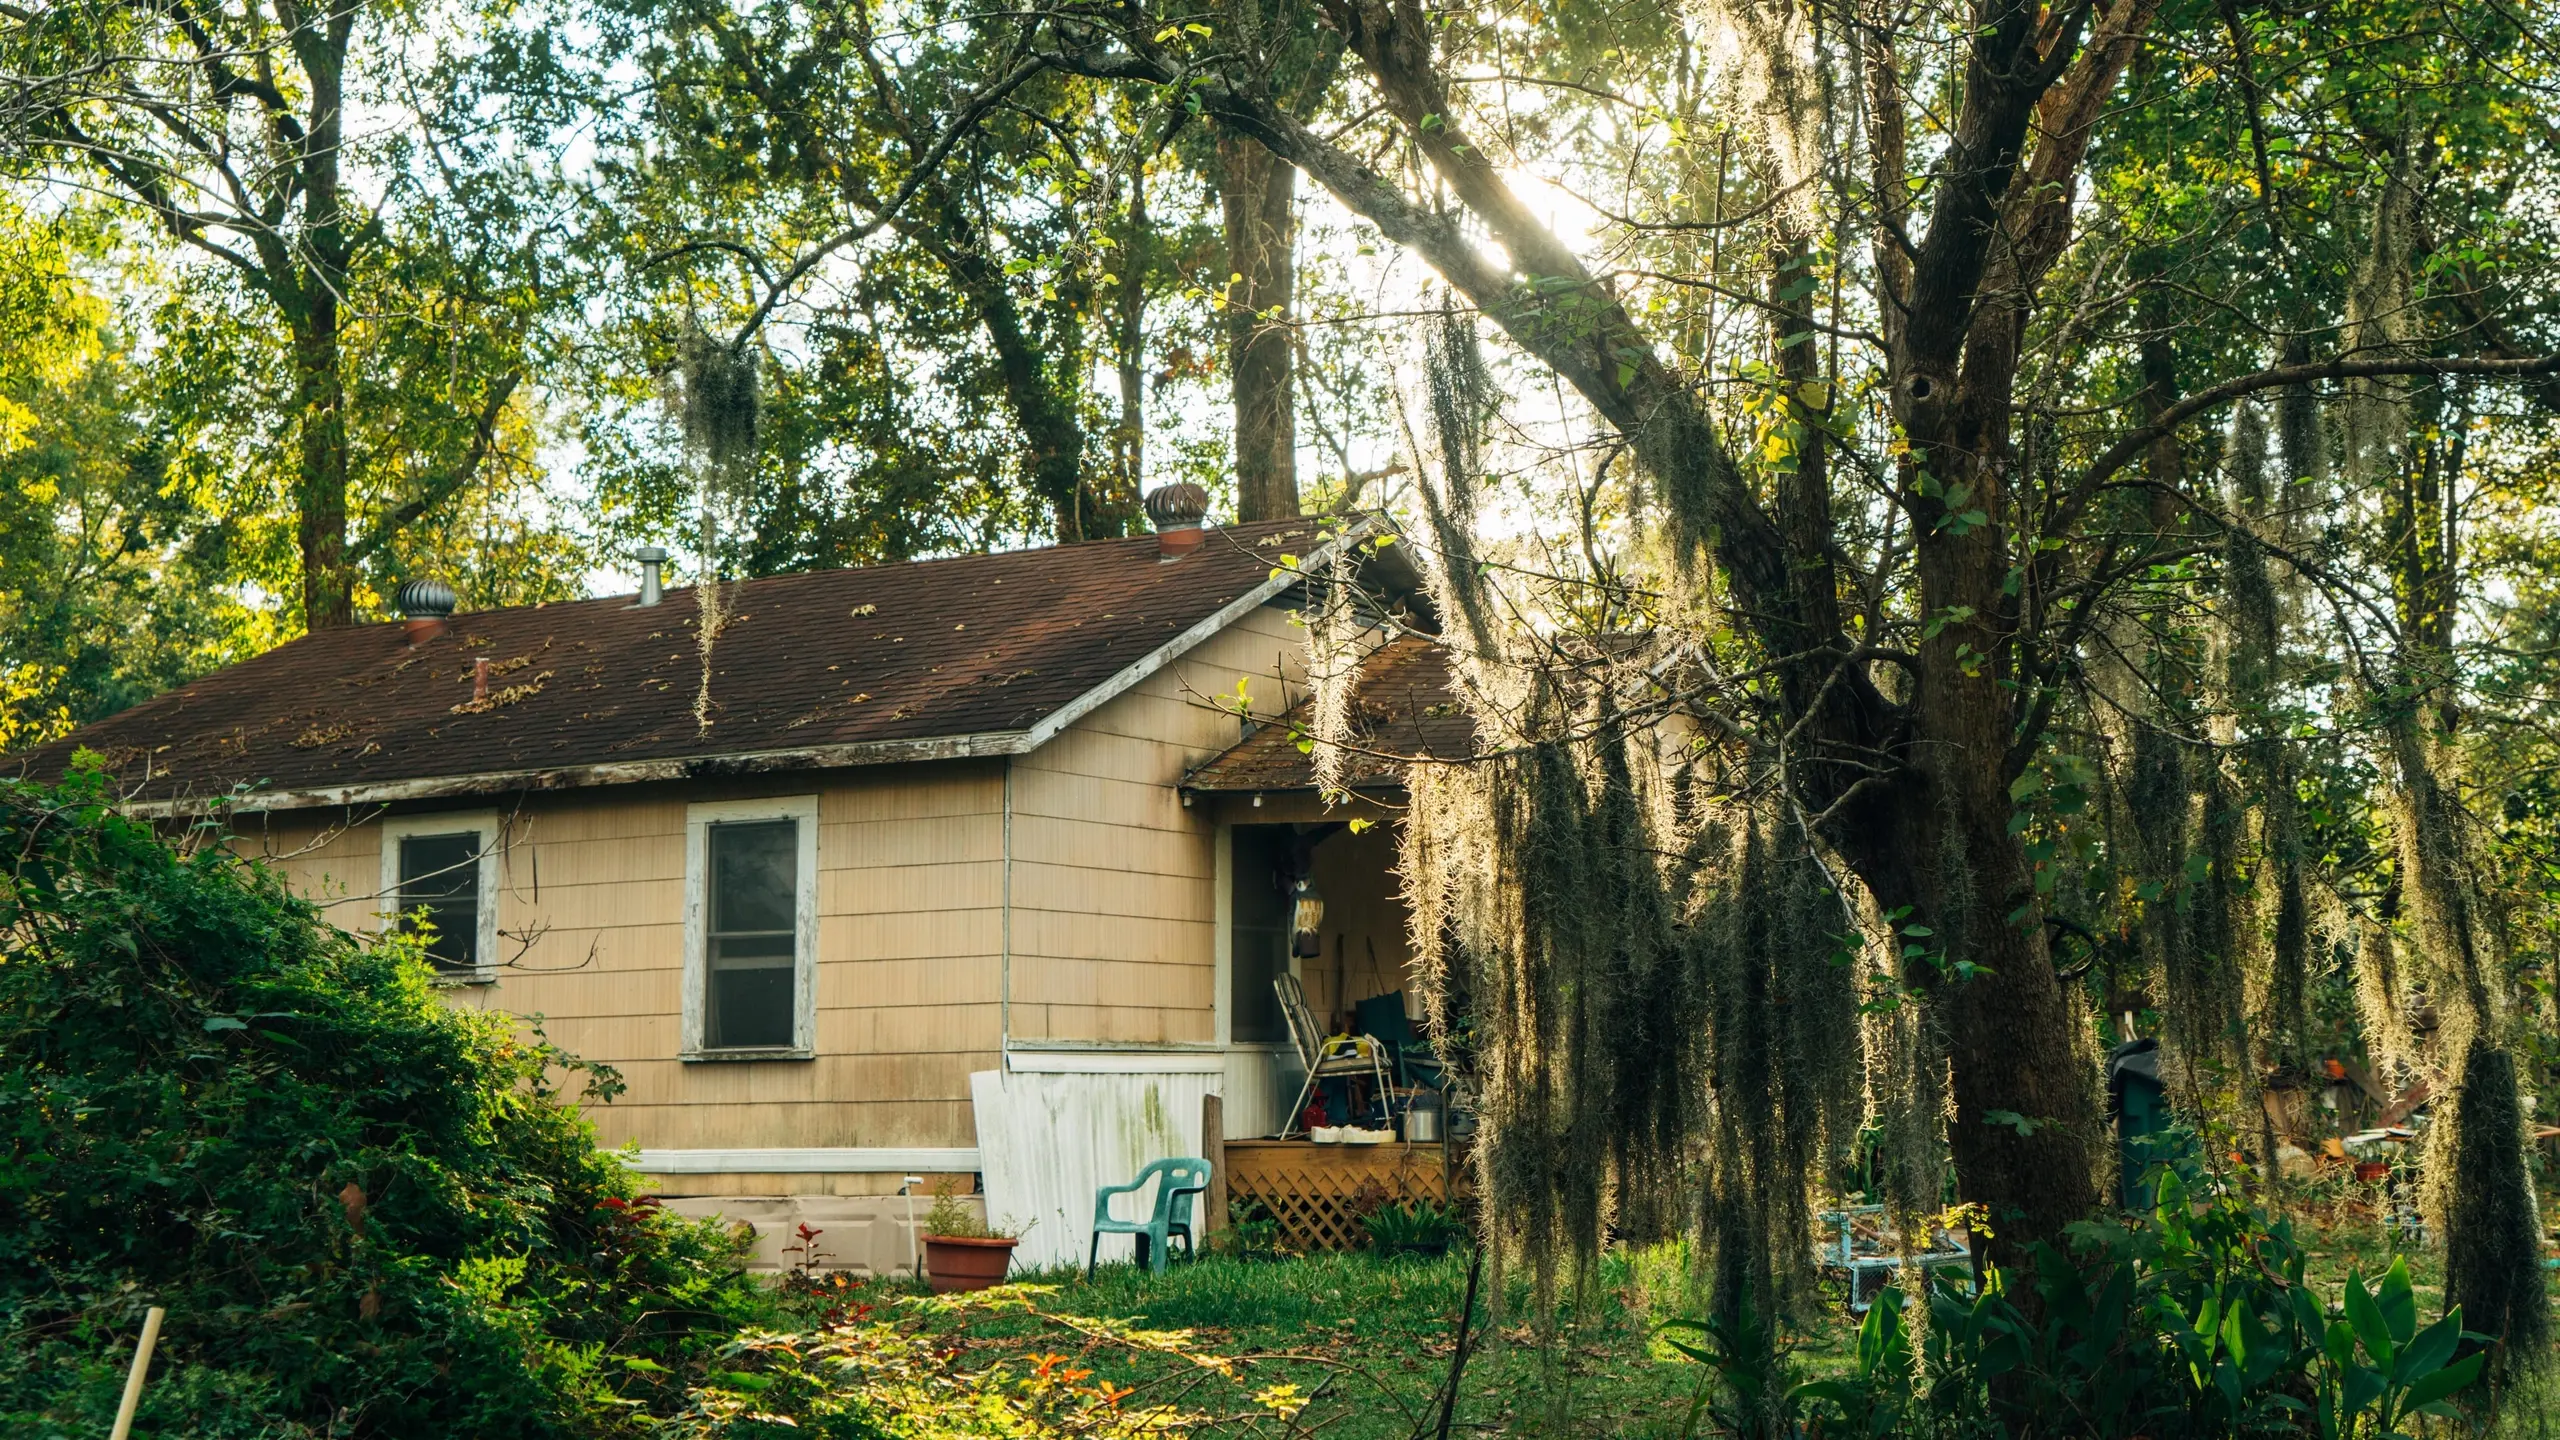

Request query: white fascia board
[
  {"left": 124, "top": 730, "right": 1032, "bottom": 818},
  {"left": 614, "top": 1147, "right": 983, "bottom": 1175},
  {"left": 125, "top": 519, "right": 1368, "bottom": 819}
]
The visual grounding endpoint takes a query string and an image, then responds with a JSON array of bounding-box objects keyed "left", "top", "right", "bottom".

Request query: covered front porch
[{"left": 1182, "top": 637, "right": 1479, "bottom": 1249}]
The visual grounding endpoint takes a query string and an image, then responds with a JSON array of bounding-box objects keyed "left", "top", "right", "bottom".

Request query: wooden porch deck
[{"left": 1221, "top": 1138, "right": 1465, "bottom": 1252}]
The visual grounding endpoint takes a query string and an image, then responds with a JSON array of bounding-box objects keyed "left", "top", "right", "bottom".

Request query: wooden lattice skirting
[{"left": 1223, "top": 1141, "right": 1460, "bottom": 1253}]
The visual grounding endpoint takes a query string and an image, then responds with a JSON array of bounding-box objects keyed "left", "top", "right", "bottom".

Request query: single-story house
[{"left": 12, "top": 502, "right": 1468, "bottom": 1272}]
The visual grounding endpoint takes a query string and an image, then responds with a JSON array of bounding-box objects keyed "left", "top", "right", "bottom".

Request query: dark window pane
[
  {"left": 710, "top": 821, "right": 796, "bottom": 934},
  {"left": 706, "top": 818, "right": 799, "bottom": 1049},
  {"left": 709, "top": 965, "right": 795, "bottom": 1049},
  {"left": 1230, "top": 825, "right": 1293, "bottom": 1043},
  {"left": 399, "top": 832, "right": 480, "bottom": 972}
]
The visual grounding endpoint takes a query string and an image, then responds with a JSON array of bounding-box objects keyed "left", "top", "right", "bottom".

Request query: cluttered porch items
[
  {"left": 1274, "top": 976, "right": 1459, "bottom": 1142},
  {"left": 1220, "top": 979, "right": 1471, "bottom": 1252}
]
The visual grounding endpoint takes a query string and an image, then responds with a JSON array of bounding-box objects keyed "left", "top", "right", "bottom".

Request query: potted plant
[
  {"left": 920, "top": 1184, "right": 1025, "bottom": 1293},
  {"left": 1363, "top": 1199, "right": 1466, "bottom": 1261}
]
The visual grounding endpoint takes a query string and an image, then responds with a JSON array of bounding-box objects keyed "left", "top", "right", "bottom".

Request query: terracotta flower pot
[
  {"left": 2354, "top": 1160, "right": 2391, "bottom": 1184},
  {"left": 923, "top": 1234, "right": 1019, "bottom": 1293}
]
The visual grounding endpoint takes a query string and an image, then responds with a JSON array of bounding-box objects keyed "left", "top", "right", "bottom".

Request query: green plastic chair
[{"left": 1088, "top": 1157, "right": 1212, "bottom": 1278}]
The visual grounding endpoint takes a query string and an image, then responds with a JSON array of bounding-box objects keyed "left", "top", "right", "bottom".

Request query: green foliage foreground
[
  {"left": 1680, "top": 1171, "right": 2493, "bottom": 1440},
  {"left": 0, "top": 773, "right": 768, "bottom": 1438},
  {"left": 0, "top": 765, "right": 2527, "bottom": 1440}
]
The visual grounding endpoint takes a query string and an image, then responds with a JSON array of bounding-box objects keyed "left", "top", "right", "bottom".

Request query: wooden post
[
  {"left": 109, "top": 1305, "right": 165, "bottom": 1440},
  {"left": 1202, "top": 1092, "right": 1227, "bottom": 1234}
]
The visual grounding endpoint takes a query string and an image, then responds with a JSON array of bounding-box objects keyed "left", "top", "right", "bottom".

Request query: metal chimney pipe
[{"left": 635, "top": 546, "right": 668, "bottom": 606}]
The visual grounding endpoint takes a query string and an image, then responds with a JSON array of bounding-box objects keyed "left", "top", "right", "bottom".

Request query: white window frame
[
  {"left": 378, "top": 811, "right": 503, "bottom": 985},
  {"left": 682, "top": 795, "right": 820, "bottom": 1061}
]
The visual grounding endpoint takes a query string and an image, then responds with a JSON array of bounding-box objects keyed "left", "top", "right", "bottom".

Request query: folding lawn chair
[{"left": 1276, "top": 973, "right": 1393, "bottom": 1137}]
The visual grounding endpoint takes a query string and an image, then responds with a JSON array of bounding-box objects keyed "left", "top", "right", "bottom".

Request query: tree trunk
[
  {"left": 938, "top": 238, "right": 1093, "bottom": 540},
  {"left": 293, "top": 10, "right": 357, "bottom": 630},
  {"left": 1221, "top": 136, "right": 1298, "bottom": 521},
  {"left": 1116, "top": 155, "right": 1147, "bottom": 497},
  {"left": 293, "top": 303, "right": 354, "bottom": 629},
  {"left": 1880, "top": 482, "right": 2099, "bottom": 1271},
  {"left": 1921, "top": 806, "right": 2099, "bottom": 1273},
  {"left": 2444, "top": 1039, "right": 2549, "bottom": 1373}
]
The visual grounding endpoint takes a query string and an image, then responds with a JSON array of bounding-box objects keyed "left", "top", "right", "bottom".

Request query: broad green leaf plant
[{"left": 1679, "top": 1166, "right": 2489, "bottom": 1439}]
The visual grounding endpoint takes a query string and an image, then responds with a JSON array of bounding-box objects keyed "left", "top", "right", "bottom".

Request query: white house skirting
[
  {"left": 1004, "top": 1045, "right": 1227, "bottom": 1075},
  {"left": 618, "top": 1147, "right": 982, "bottom": 1175}
]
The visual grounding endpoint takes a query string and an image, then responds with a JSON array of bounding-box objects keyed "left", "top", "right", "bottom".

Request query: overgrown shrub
[
  {"left": 0, "top": 769, "right": 771, "bottom": 1437},
  {"left": 1362, "top": 1200, "right": 1466, "bottom": 1258},
  {"left": 1686, "top": 1165, "right": 2488, "bottom": 1438}
]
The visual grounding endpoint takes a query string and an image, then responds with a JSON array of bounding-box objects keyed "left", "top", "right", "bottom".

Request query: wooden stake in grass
[
  {"left": 1420, "top": 1248, "right": 1483, "bottom": 1440},
  {"left": 108, "top": 1305, "right": 165, "bottom": 1440},
  {"left": 1203, "top": 1093, "right": 1227, "bottom": 1237}
]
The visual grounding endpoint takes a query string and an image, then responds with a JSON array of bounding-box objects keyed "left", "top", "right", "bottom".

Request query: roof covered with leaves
[{"left": 13, "top": 520, "right": 1334, "bottom": 811}]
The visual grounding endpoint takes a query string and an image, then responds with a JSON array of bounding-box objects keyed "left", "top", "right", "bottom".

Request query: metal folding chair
[{"left": 1275, "top": 972, "right": 1394, "bottom": 1136}]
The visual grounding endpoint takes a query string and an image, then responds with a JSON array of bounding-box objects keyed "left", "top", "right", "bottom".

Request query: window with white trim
[
  {"left": 684, "top": 797, "right": 818, "bottom": 1058},
  {"left": 378, "top": 813, "right": 502, "bottom": 982}
]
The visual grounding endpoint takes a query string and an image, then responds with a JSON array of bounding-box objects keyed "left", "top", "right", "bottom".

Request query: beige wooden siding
[
  {"left": 235, "top": 810, "right": 384, "bottom": 928},
  {"left": 1006, "top": 604, "right": 1304, "bottom": 1044},
  {"left": 230, "top": 764, "right": 1010, "bottom": 1159},
  {"left": 217, "top": 596, "right": 1332, "bottom": 1166}
]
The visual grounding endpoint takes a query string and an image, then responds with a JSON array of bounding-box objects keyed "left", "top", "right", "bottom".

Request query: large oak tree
[
  {"left": 1035, "top": 0, "right": 2560, "bottom": 1261},
  {"left": 1, "top": 0, "right": 540, "bottom": 629}
]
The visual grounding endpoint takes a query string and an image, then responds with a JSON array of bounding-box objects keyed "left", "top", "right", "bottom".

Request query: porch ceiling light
[{"left": 1290, "top": 876, "right": 1324, "bottom": 958}]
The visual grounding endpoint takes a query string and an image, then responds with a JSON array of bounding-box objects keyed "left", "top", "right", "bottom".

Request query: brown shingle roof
[
  {"left": 1183, "top": 636, "right": 1474, "bottom": 793},
  {"left": 13, "top": 520, "right": 1341, "bottom": 812}
]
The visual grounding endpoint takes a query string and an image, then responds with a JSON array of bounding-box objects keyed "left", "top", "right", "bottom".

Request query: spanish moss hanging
[{"left": 673, "top": 327, "right": 761, "bottom": 735}]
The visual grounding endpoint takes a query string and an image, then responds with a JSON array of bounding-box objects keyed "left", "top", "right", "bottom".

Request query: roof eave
[
  {"left": 1177, "top": 780, "right": 1411, "bottom": 797},
  {"left": 120, "top": 728, "right": 1039, "bottom": 817}
]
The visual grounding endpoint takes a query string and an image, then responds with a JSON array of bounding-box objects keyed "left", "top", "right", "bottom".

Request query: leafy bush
[
  {"left": 0, "top": 771, "right": 771, "bottom": 1437},
  {"left": 1720, "top": 1166, "right": 2488, "bottom": 1439},
  {"left": 1213, "top": 1199, "right": 1284, "bottom": 1259},
  {"left": 1362, "top": 1200, "right": 1466, "bottom": 1257}
]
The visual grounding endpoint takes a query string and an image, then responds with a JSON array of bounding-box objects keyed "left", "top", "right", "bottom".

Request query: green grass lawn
[
  {"left": 781, "top": 1247, "right": 1782, "bottom": 1438},
  {"left": 763, "top": 1187, "right": 2560, "bottom": 1439}
]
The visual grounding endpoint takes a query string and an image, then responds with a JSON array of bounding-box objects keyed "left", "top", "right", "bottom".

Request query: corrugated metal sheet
[
  {"left": 1221, "top": 1047, "right": 1297, "bottom": 1139},
  {"left": 971, "top": 1067, "right": 1219, "bottom": 1272}
]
